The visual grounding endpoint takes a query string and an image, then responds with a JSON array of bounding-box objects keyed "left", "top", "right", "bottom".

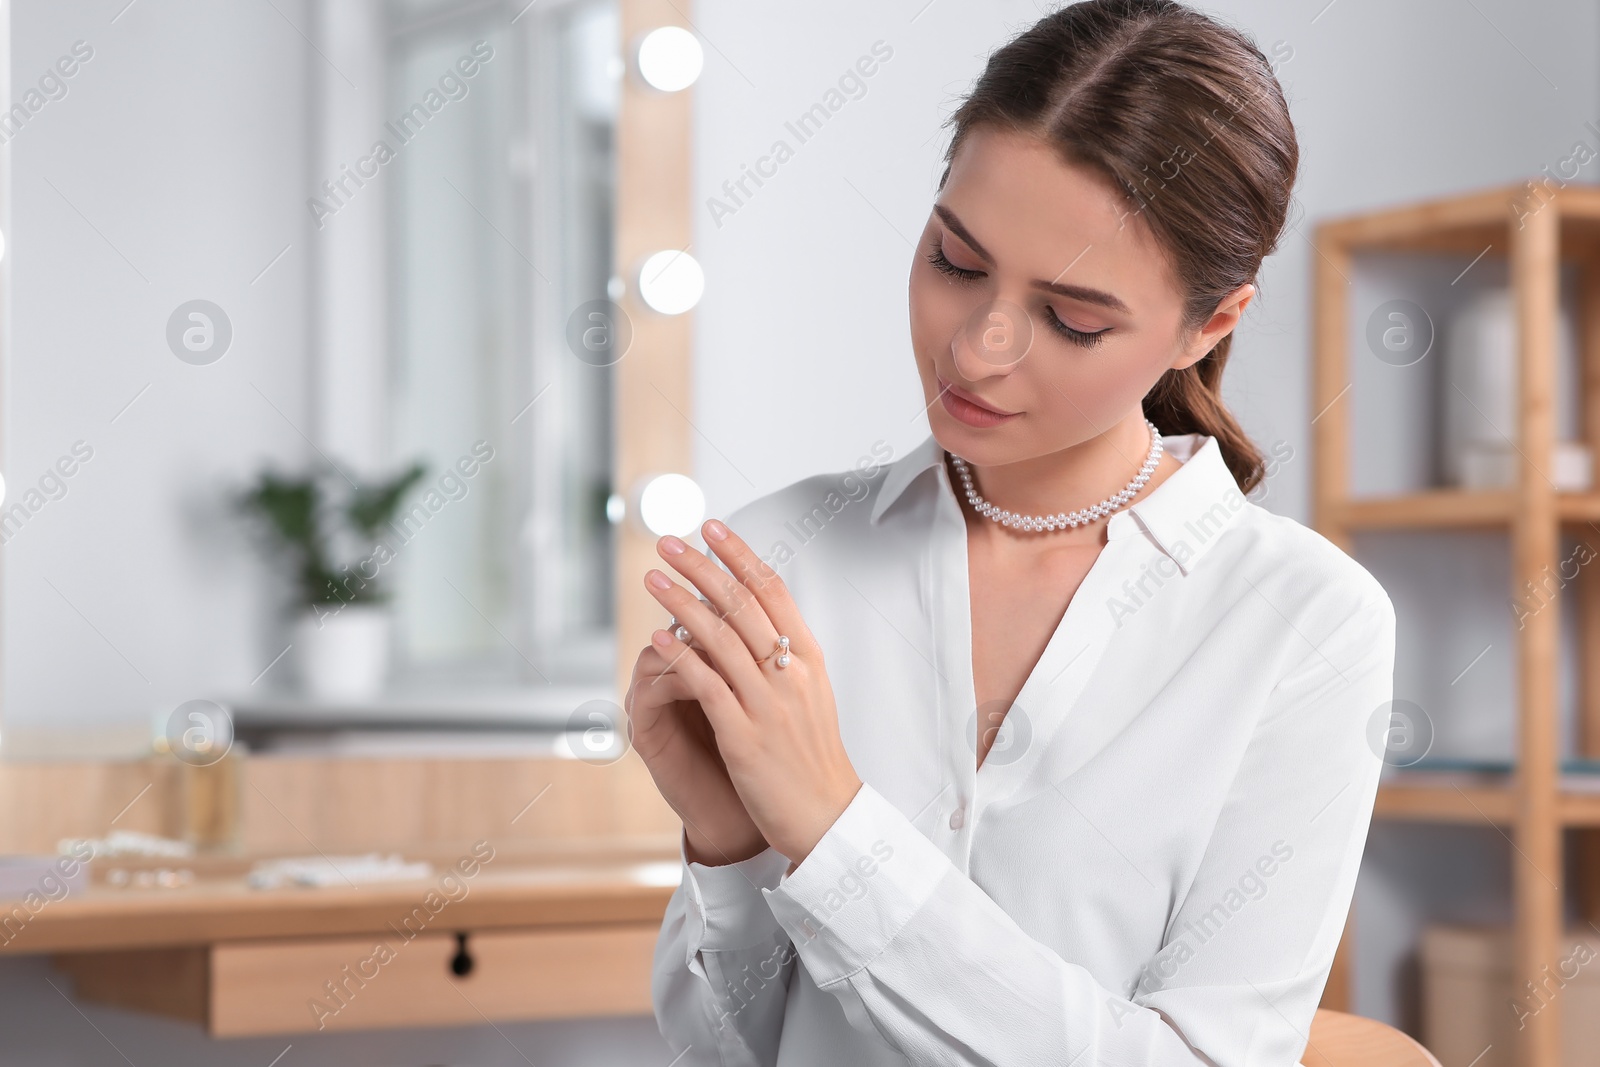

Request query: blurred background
[{"left": 0, "top": 0, "right": 1597, "bottom": 1064}]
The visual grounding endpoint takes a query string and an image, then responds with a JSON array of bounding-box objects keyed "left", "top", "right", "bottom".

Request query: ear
[{"left": 1174, "top": 282, "right": 1256, "bottom": 371}]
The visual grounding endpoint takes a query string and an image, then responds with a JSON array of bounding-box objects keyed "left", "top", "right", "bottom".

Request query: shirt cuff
[
  {"left": 680, "top": 829, "right": 793, "bottom": 962},
  {"left": 761, "top": 781, "right": 953, "bottom": 987}
]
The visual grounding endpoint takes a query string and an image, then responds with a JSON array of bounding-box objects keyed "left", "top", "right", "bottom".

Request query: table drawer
[
  {"left": 57, "top": 923, "right": 663, "bottom": 1036},
  {"left": 214, "top": 923, "right": 661, "bottom": 1035}
]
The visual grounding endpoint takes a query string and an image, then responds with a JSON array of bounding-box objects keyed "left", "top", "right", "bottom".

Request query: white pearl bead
[{"left": 948, "top": 421, "right": 1162, "bottom": 533}]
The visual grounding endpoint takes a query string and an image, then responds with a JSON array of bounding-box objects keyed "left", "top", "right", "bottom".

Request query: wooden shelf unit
[
  {"left": 1311, "top": 180, "right": 1600, "bottom": 1067},
  {"left": 1374, "top": 773, "right": 1600, "bottom": 826},
  {"left": 1331, "top": 487, "right": 1600, "bottom": 528}
]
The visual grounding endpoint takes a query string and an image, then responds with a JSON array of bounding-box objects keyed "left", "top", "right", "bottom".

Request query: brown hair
[{"left": 937, "top": 0, "right": 1297, "bottom": 495}]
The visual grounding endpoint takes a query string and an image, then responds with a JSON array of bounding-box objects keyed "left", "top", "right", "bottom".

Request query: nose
[{"left": 950, "top": 297, "right": 1033, "bottom": 383}]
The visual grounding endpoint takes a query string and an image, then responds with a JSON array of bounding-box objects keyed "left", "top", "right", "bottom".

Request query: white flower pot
[{"left": 293, "top": 604, "right": 392, "bottom": 702}]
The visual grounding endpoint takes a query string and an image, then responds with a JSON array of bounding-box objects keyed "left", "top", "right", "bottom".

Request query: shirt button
[{"left": 949, "top": 807, "right": 966, "bottom": 830}]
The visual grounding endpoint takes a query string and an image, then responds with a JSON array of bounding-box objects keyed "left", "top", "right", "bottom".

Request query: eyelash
[{"left": 923, "top": 241, "right": 1110, "bottom": 350}]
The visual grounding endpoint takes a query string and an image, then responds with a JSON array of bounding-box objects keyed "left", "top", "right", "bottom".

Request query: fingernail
[
  {"left": 704, "top": 519, "right": 729, "bottom": 541},
  {"left": 647, "top": 570, "right": 671, "bottom": 590},
  {"left": 659, "top": 535, "right": 686, "bottom": 555},
  {"left": 652, "top": 629, "right": 672, "bottom": 646}
]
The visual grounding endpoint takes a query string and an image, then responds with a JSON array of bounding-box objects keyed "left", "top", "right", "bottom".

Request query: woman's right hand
[{"left": 626, "top": 638, "right": 769, "bottom": 867}]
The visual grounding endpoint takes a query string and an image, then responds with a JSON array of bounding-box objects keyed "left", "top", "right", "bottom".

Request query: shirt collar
[{"left": 868, "top": 430, "right": 1247, "bottom": 577}]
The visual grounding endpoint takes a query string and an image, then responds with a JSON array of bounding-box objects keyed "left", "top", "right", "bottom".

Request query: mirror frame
[{"left": 613, "top": 0, "right": 693, "bottom": 705}]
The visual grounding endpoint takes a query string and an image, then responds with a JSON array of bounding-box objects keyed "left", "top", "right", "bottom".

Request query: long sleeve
[
  {"left": 652, "top": 830, "right": 799, "bottom": 1066},
  {"left": 758, "top": 594, "right": 1397, "bottom": 1067}
]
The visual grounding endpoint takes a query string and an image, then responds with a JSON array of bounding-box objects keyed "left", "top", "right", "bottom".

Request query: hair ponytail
[{"left": 1142, "top": 332, "right": 1262, "bottom": 494}]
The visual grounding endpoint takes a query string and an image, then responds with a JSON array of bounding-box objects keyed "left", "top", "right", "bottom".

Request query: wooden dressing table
[{"left": 0, "top": 754, "right": 682, "bottom": 1036}]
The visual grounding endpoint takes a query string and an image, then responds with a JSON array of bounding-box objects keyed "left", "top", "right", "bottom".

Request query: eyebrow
[{"left": 933, "top": 204, "right": 1132, "bottom": 315}]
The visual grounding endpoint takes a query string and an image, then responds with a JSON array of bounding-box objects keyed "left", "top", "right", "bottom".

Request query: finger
[
  {"left": 644, "top": 571, "right": 768, "bottom": 704},
  {"left": 700, "top": 518, "right": 819, "bottom": 659},
  {"left": 630, "top": 661, "right": 723, "bottom": 759},
  {"left": 662, "top": 605, "right": 720, "bottom": 664},
  {"left": 647, "top": 626, "right": 750, "bottom": 738},
  {"left": 655, "top": 534, "right": 779, "bottom": 663},
  {"left": 630, "top": 652, "right": 696, "bottom": 704},
  {"left": 638, "top": 638, "right": 714, "bottom": 689}
]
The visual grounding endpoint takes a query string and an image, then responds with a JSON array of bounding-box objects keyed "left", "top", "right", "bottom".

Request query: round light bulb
[
  {"left": 636, "top": 250, "right": 703, "bottom": 315},
  {"left": 636, "top": 26, "right": 703, "bottom": 92},
  {"left": 636, "top": 473, "right": 705, "bottom": 536}
]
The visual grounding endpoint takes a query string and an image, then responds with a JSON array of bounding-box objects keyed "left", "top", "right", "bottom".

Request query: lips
[
  {"left": 937, "top": 374, "right": 1015, "bottom": 417},
  {"left": 935, "top": 373, "right": 1019, "bottom": 429}
]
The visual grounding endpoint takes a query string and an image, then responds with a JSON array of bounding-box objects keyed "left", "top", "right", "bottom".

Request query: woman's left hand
[{"left": 643, "top": 518, "right": 863, "bottom": 866}]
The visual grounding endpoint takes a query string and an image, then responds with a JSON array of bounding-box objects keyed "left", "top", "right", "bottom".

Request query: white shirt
[{"left": 651, "top": 430, "right": 1397, "bottom": 1067}]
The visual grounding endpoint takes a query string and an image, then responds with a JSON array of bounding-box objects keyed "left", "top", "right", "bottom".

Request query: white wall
[
  {"left": 4, "top": 0, "right": 314, "bottom": 757},
  {"left": 688, "top": 0, "right": 1600, "bottom": 1035}
]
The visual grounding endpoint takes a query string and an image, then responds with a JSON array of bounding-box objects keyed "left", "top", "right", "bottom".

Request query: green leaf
[
  {"left": 348, "top": 461, "right": 429, "bottom": 540},
  {"left": 239, "top": 458, "right": 430, "bottom": 611}
]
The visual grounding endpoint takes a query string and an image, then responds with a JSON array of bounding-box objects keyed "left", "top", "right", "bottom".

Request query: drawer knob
[{"left": 450, "top": 932, "right": 475, "bottom": 978}]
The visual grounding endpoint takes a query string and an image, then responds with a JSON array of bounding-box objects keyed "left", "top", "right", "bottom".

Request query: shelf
[
  {"left": 1314, "top": 181, "right": 1600, "bottom": 257},
  {"left": 1329, "top": 488, "right": 1600, "bottom": 531},
  {"left": 1375, "top": 777, "right": 1515, "bottom": 823},
  {"left": 1375, "top": 761, "right": 1600, "bottom": 826},
  {"left": 1310, "top": 176, "right": 1600, "bottom": 1062},
  {"left": 223, "top": 679, "right": 618, "bottom": 729}
]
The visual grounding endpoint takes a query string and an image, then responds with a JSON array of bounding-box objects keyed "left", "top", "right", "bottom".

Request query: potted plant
[{"left": 239, "top": 461, "right": 427, "bottom": 702}]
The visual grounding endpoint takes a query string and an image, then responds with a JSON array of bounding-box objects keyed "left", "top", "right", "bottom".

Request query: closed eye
[
  {"left": 924, "top": 239, "right": 1110, "bottom": 350},
  {"left": 1041, "top": 305, "right": 1109, "bottom": 349},
  {"left": 925, "top": 241, "right": 984, "bottom": 282}
]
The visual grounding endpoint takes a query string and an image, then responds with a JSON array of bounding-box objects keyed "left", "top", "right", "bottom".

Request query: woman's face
[{"left": 908, "top": 123, "right": 1251, "bottom": 466}]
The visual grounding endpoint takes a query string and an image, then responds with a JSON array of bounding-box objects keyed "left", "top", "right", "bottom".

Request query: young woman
[{"left": 627, "top": 2, "right": 1396, "bottom": 1064}]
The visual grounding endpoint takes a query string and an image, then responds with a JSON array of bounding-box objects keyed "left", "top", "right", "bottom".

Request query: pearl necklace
[{"left": 948, "top": 420, "right": 1164, "bottom": 532}]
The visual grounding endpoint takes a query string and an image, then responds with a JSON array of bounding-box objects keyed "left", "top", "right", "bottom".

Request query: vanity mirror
[{"left": 0, "top": 0, "right": 694, "bottom": 763}]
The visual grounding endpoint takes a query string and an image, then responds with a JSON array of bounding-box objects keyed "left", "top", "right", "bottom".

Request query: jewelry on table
[{"left": 948, "top": 418, "right": 1163, "bottom": 532}]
